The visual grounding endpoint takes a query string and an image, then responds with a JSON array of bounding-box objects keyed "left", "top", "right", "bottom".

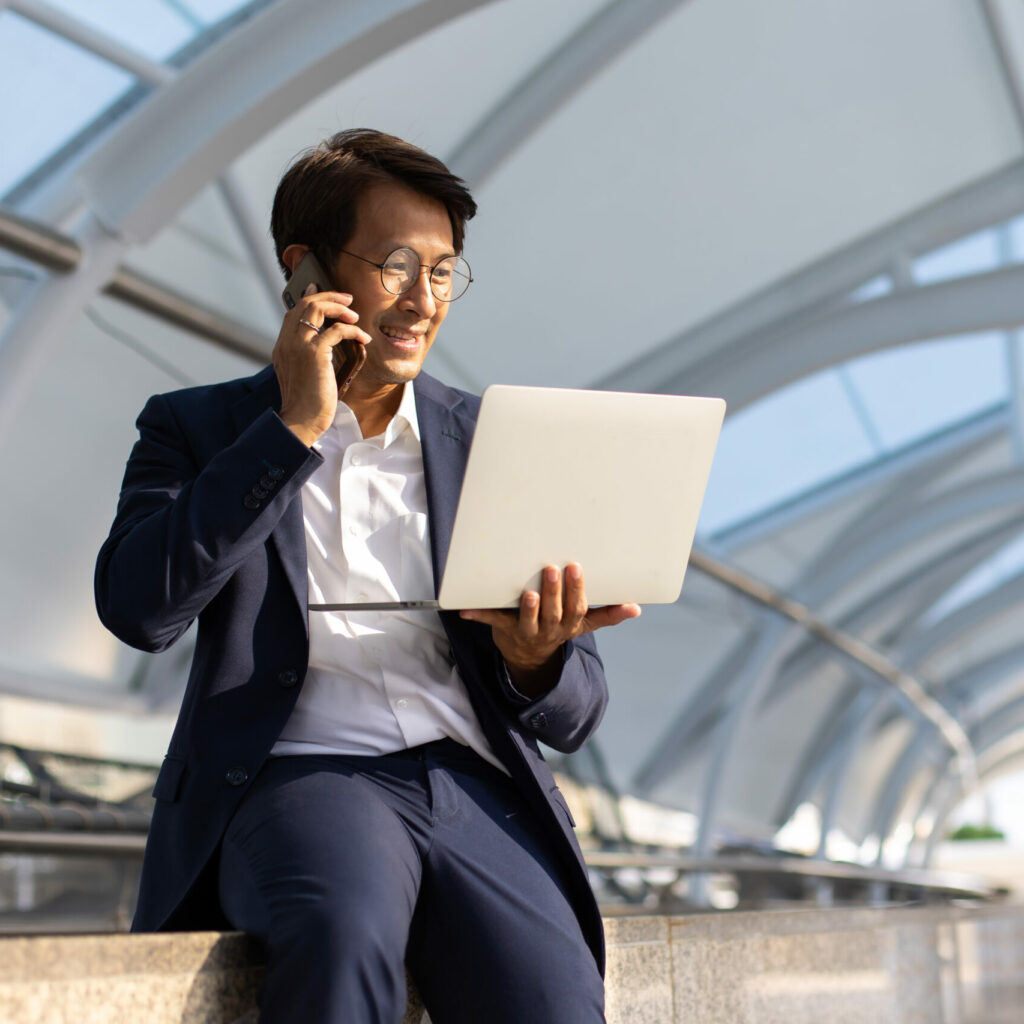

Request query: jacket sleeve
[
  {"left": 95, "top": 392, "right": 322, "bottom": 653},
  {"left": 503, "top": 632, "right": 609, "bottom": 754}
]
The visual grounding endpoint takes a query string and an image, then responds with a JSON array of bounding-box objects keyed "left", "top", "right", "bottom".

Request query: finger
[
  {"left": 564, "top": 563, "right": 586, "bottom": 627},
  {"left": 300, "top": 299, "right": 359, "bottom": 326},
  {"left": 518, "top": 589, "right": 540, "bottom": 638},
  {"left": 582, "top": 603, "right": 642, "bottom": 633},
  {"left": 322, "top": 323, "right": 372, "bottom": 346},
  {"left": 460, "top": 608, "right": 517, "bottom": 630},
  {"left": 538, "top": 565, "right": 562, "bottom": 632}
]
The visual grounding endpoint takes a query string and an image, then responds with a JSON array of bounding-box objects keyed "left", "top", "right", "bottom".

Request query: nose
[{"left": 400, "top": 266, "right": 438, "bottom": 318}]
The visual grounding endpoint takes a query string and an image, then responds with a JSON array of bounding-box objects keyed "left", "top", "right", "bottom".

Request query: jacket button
[
  {"left": 268, "top": 466, "right": 285, "bottom": 480},
  {"left": 529, "top": 712, "right": 549, "bottom": 729},
  {"left": 278, "top": 669, "right": 299, "bottom": 688},
  {"left": 251, "top": 486, "right": 270, "bottom": 499},
  {"left": 259, "top": 473, "right": 278, "bottom": 490},
  {"left": 243, "top": 494, "right": 261, "bottom": 510},
  {"left": 225, "top": 767, "right": 248, "bottom": 786}
]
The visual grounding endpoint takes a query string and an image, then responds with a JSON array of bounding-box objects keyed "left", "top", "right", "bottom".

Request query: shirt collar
[
  {"left": 325, "top": 382, "right": 422, "bottom": 447},
  {"left": 389, "top": 381, "right": 422, "bottom": 443}
]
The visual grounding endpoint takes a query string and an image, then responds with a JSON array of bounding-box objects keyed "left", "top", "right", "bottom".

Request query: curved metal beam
[
  {"left": 913, "top": 693, "right": 1024, "bottom": 865},
  {"left": 665, "top": 263, "right": 1024, "bottom": 411},
  {"left": 8, "top": 0, "right": 176, "bottom": 85},
  {"left": 712, "top": 405, "right": 1007, "bottom": 552},
  {"left": 446, "top": 0, "right": 689, "bottom": 187},
  {"left": 691, "top": 550, "right": 974, "bottom": 773},
  {"left": 897, "top": 567, "right": 1024, "bottom": 669},
  {"left": 34, "top": 0, "right": 499, "bottom": 239},
  {"left": 591, "top": 159, "right": 1024, "bottom": 395}
]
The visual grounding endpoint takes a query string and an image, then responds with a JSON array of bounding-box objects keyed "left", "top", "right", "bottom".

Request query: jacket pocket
[{"left": 152, "top": 755, "right": 187, "bottom": 803}]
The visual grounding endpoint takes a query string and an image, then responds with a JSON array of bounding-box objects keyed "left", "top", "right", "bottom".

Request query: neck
[{"left": 344, "top": 379, "right": 406, "bottom": 438}]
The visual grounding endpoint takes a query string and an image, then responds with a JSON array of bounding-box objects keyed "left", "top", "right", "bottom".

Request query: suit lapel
[
  {"left": 414, "top": 373, "right": 474, "bottom": 596},
  {"left": 230, "top": 367, "right": 309, "bottom": 625}
]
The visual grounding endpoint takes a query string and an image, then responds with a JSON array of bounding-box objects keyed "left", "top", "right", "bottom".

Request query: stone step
[{"left": 0, "top": 904, "right": 1020, "bottom": 1022}]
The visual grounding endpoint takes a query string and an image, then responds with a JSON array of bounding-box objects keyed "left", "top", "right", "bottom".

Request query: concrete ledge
[{"left": 0, "top": 904, "right": 1021, "bottom": 1022}]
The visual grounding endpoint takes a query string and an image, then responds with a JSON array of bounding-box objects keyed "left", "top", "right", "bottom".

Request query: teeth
[{"left": 381, "top": 326, "right": 420, "bottom": 342}]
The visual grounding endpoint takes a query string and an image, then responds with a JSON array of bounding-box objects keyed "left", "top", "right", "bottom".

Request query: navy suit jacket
[{"left": 95, "top": 366, "right": 609, "bottom": 972}]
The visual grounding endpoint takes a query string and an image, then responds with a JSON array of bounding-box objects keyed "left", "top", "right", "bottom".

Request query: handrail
[{"left": 0, "top": 828, "right": 1002, "bottom": 900}]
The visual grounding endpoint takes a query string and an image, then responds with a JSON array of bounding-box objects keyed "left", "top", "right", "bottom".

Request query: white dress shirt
[{"left": 271, "top": 383, "right": 504, "bottom": 771}]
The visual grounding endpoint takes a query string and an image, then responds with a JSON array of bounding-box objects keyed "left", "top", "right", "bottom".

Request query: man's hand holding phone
[{"left": 275, "top": 255, "right": 371, "bottom": 448}]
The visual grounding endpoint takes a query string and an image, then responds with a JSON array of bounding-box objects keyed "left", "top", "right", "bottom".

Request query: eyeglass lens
[{"left": 380, "top": 247, "right": 472, "bottom": 301}]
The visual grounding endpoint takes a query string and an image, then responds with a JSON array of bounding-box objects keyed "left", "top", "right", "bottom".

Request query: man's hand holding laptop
[{"left": 460, "top": 563, "right": 641, "bottom": 698}]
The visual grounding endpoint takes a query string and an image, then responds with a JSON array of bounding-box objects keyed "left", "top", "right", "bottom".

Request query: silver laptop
[{"left": 309, "top": 385, "right": 725, "bottom": 612}]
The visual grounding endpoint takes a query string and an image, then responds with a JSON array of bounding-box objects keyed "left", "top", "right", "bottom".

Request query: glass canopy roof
[{"left": 3, "top": 0, "right": 1024, "bottom": 873}]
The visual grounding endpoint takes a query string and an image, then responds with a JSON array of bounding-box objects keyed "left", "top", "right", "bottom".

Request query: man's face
[{"left": 329, "top": 180, "right": 454, "bottom": 391}]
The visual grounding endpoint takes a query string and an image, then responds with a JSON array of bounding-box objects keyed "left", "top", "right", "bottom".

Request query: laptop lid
[{"left": 434, "top": 385, "right": 725, "bottom": 610}]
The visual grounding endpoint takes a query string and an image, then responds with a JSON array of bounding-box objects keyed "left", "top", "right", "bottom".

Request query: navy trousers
[{"left": 218, "top": 739, "right": 605, "bottom": 1024}]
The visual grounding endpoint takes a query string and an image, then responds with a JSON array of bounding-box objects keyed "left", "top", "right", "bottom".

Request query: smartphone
[{"left": 282, "top": 251, "right": 367, "bottom": 395}]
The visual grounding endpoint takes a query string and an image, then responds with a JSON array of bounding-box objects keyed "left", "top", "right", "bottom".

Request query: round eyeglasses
[{"left": 341, "top": 247, "right": 473, "bottom": 302}]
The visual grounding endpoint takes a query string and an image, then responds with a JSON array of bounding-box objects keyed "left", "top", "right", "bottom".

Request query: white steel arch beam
[
  {"left": 646, "top": 262, "right": 1024, "bottom": 410},
  {"left": 0, "top": 0, "right": 497, "bottom": 437},
  {"left": 766, "top": 521, "right": 1021, "bottom": 829},
  {"left": 33, "top": 0, "right": 499, "bottom": 239},
  {"left": 791, "top": 470, "right": 1024, "bottom": 620},
  {"left": 897, "top": 569, "right": 1024, "bottom": 669},
  {"left": 725, "top": 471, "right": 1024, "bottom": 711},
  {"left": 641, "top": 416, "right": 999, "bottom": 789},
  {"left": 7, "top": 0, "right": 176, "bottom": 85},
  {"left": 776, "top": 520, "right": 1021, "bottom": 706},
  {"left": 591, "top": 159, "right": 1024, "bottom": 395},
  {"left": 712, "top": 406, "right": 1007, "bottom": 552},
  {"left": 871, "top": 655, "right": 1024, "bottom": 865},
  {"left": 912, "top": 693, "right": 1024, "bottom": 866},
  {"left": 641, "top": 474, "right": 1024, "bottom": 804},
  {"left": 635, "top": 521, "right": 1010, "bottom": 800},
  {"left": 445, "top": 0, "right": 689, "bottom": 188}
]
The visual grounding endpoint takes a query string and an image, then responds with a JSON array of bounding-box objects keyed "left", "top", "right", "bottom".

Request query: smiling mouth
[{"left": 379, "top": 325, "right": 424, "bottom": 345}]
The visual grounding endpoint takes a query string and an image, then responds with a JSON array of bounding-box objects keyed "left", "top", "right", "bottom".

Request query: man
[{"left": 95, "top": 129, "right": 639, "bottom": 1023}]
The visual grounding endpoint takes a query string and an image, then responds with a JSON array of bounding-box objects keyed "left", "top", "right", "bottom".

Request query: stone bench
[{"left": 0, "top": 904, "right": 1021, "bottom": 1022}]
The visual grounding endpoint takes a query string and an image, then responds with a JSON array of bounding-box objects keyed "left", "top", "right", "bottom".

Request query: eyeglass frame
[{"left": 339, "top": 246, "right": 473, "bottom": 302}]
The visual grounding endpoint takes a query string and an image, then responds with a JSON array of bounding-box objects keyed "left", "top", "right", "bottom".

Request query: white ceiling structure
[{"left": 2, "top": 0, "right": 1024, "bottom": 870}]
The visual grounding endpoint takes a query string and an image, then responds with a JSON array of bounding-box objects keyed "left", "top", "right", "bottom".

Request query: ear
[{"left": 281, "top": 243, "right": 310, "bottom": 275}]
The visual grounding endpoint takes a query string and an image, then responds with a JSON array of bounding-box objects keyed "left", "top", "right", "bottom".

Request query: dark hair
[{"left": 270, "top": 128, "right": 477, "bottom": 275}]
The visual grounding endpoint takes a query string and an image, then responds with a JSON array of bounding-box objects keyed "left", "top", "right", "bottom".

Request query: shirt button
[
  {"left": 351, "top": 455, "right": 362, "bottom": 466},
  {"left": 356, "top": 592, "right": 369, "bottom": 601},
  {"left": 395, "top": 698, "right": 409, "bottom": 710},
  {"left": 225, "top": 767, "right": 248, "bottom": 786},
  {"left": 348, "top": 524, "right": 358, "bottom": 536}
]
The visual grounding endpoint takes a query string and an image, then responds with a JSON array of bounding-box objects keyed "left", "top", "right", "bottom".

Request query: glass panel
[
  {"left": 842, "top": 332, "right": 1006, "bottom": 451},
  {"left": 40, "top": 0, "right": 195, "bottom": 61},
  {"left": 912, "top": 227, "right": 1000, "bottom": 285},
  {"left": 0, "top": 12, "right": 135, "bottom": 197},
  {"left": 1010, "top": 214, "right": 1024, "bottom": 263},
  {"left": 848, "top": 274, "right": 893, "bottom": 303},
  {"left": 183, "top": 0, "right": 256, "bottom": 21},
  {"left": 921, "top": 533, "right": 1024, "bottom": 628}
]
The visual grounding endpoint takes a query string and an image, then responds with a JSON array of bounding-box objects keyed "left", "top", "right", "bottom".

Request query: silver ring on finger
[{"left": 298, "top": 318, "right": 321, "bottom": 334}]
